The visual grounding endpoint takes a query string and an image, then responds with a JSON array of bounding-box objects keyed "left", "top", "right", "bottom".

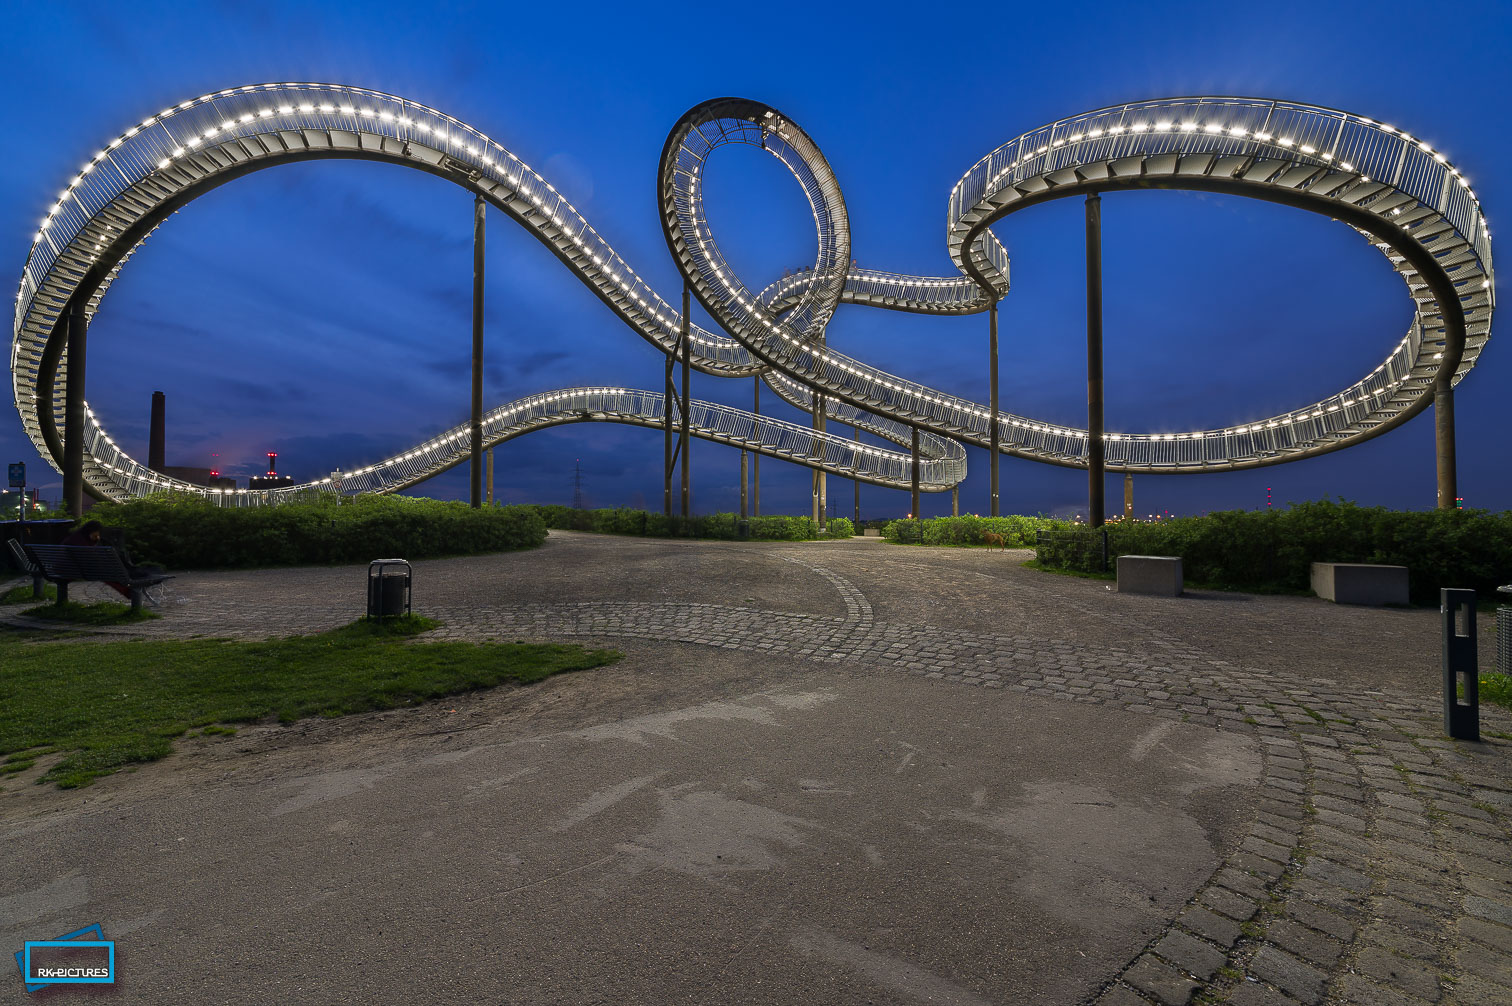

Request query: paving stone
[
  {"left": 1177, "top": 905, "right": 1241, "bottom": 947},
  {"left": 1228, "top": 983, "right": 1303, "bottom": 1006},
  {"left": 1266, "top": 918, "right": 1344, "bottom": 967},
  {"left": 1096, "top": 983, "right": 1155, "bottom": 1006},
  {"left": 1122, "top": 954, "right": 1201, "bottom": 1006},
  {"left": 1372, "top": 896, "right": 1446, "bottom": 937},
  {"left": 1286, "top": 900, "right": 1356, "bottom": 942},
  {"left": 1244, "top": 835, "right": 1294, "bottom": 864},
  {"left": 1302, "top": 858, "right": 1373, "bottom": 894},
  {"left": 1153, "top": 929, "right": 1227, "bottom": 980},
  {"left": 1233, "top": 851, "right": 1289, "bottom": 883},
  {"left": 1200, "top": 885, "right": 1259, "bottom": 922},
  {"left": 1459, "top": 916, "right": 1512, "bottom": 956},
  {"left": 1216, "top": 867, "right": 1270, "bottom": 900},
  {"left": 1354, "top": 946, "right": 1442, "bottom": 1002},
  {"left": 1444, "top": 974, "right": 1512, "bottom": 1006},
  {"left": 1360, "top": 924, "right": 1441, "bottom": 965},
  {"left": 1331, "top": 973, "right": 1436, "bottom": 1006},
  {"left": 1455, "top": 940, "right": 1512, "bottom": 989},
  {"left": 1248, "top": 945, "right": 1329, "bottom": 1005}
]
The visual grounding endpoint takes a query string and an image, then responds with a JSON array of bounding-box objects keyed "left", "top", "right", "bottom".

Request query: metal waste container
[{"left": 366, "top": 559, "right": 412, "bottom": 619}]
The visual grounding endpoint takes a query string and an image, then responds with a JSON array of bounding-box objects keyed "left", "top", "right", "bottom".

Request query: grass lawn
[{"left": 0, "top": 615, "right": 619, "bottom": 789}]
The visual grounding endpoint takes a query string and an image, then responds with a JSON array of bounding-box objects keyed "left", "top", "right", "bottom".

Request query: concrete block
[
  {"left": 1310, "top": 563, "right": 1408, "bottom": 606},
  {"left": 1117, "top": 555, "right": 1183, "bottom": 596}
]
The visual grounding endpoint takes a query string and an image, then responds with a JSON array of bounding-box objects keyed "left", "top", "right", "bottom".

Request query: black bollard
[{"left": 1441, "top": 588, "right": 1479, "bottom": 741}]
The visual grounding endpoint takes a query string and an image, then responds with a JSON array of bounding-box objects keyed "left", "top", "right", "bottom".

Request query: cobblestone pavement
[{"left": 3, "top": 531, "right": 1510, "bottom": 1006}]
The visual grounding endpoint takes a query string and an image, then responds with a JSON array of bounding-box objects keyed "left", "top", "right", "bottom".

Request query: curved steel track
[{"left": 10, "top": 85, "right": 1494, "bottom": 503}]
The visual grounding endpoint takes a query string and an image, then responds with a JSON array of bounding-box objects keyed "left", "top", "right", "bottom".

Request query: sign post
[{"left": 8, "top": 462, "right": 26, "bottom": 538}]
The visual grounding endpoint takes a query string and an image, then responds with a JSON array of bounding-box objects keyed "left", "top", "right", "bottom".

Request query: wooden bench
[
  {"left": 23, "top": 544, "right": 173, "bottom": 612},
  {"left": 5, "top": 537, "right": 46, "bottom": 600}
]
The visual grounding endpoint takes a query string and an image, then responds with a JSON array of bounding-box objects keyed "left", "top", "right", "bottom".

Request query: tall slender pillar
[
  {"left": 952, "top": 485, "right": 959, "bottom": 516},
  {"left": 486, "top": 447, "right": 495, "bottom": 505},
  {"left": 853, "top": 426, "right": 861, "bottom": 529},
  {"left": 740, "top": 451, "right": 749, "bottom": 519},
  {"left": 1085, "top": 194, "right": 1105, "bottom": 527},
  {"left": 752, "top": 377, "right": 761, "bottom": 517},
  {"left": 470, "top": 195, "right": 485, "bottom": 508},
  {"left": 812, "top": 390, "right": 826, "bottom": 529},
  {"left": 149, "top": 391, "right": 166, "bottom": 473},
  {"left": 1436, "top": 383, "right": 1457, "bottom": 510},
  {"left": 1123, "top": 473, "right": 1133, "bottom": 520},
  {"left": 665, "top": 300, "right": 678, "bottom": 516},
  {"left": 680, "top": 284, "right": 691, "bottom": 518},
  {"left": 910, "top": 427, "right": 920, "bottom": 519},
  {"left": 63, "top": 300, "right": 88, "bottom": 517},
  {"left": 989, "top": 300, "right": 999, "bottom": 517}
]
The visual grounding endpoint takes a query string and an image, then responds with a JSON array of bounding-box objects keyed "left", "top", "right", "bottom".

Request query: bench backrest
[
  {"left": 7, "top": 537, "right": 39, "bottom": 573},
  {"left": 24, "top": 544, "right": 132, "bottom": 581}
]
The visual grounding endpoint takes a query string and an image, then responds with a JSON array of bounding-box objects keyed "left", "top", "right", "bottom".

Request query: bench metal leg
[
  {"left": 32, "top": 573, "right": 44, "bottom": 600},
  {"left": 129, "top": 588, "right": 143, "bottom": 614},
  {"left": 56, "top": 581, "right": 68, "bottom": 605}
]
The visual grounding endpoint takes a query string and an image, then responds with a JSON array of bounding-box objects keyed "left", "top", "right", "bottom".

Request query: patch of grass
[
  {"left": 2, "top": 583, "right": 56, "bottom": 605},
  {"left": 0, "top": 618, "right": 620, "bottom": 789},
  {"left": 1020, "top": 559, "right": 1115, "bottom": 582},
  {"left": 19, "top": 600, "right": 160, "bottom": 624},
  {"left": 1478, "top": 673, "right": 1512, "bottom": 712}
]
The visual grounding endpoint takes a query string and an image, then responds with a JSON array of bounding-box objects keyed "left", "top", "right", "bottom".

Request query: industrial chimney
[{"left": 149, "top": 391, "right": 166, "bottom": 472}]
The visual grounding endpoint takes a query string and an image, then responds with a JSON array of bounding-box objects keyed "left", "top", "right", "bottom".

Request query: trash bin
[{"left": 366, "top": 559, "right": 412, "bottom": 619}]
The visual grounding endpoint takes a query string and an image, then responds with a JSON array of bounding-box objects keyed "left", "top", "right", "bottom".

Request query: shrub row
[
  {"left": 528, "top": 505, "right": 854, "bottom": 541},
  {"left": 1037, "top": 500, "right": 1512, "bottom": 603},
  {"left": 881, "top": 514, "right": 1070, "bottom": 547},
  {"left": 86, "top": 493, "right": 547, "bottom": 569}
]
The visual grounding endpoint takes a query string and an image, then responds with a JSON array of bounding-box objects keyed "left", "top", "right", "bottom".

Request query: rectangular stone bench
[
  {"left": 1310, "top": 562, "right": 1408, "bottom": 606},
  {"left": 1117, "top": 555, "right": 1183, "bottom": 596}
]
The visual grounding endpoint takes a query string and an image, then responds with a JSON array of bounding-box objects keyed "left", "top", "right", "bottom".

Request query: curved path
[
  {"left": 3, "top": 535, "right": 1509, "bottom": 1004},
  {"left": 10, "top": 86, "right": 1493, "bottom": 501}
]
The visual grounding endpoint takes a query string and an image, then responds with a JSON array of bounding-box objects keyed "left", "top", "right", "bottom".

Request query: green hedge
[
  {"left": 1038, "top": 500, "right": 1512, "bottom": 603},
  {"left": 85, "top": 493, "right": 546, "bottom": 569},
  {"left": 528, "top": 505, "right": 854, "bottom": 541},
  {"left": 882, "top": 514, "right": 1070, "bottom": 547}
]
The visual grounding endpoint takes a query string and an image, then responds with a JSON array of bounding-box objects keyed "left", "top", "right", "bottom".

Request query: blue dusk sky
[{"left": 2, "top": 1, "right": 1507, "bottom": 518}]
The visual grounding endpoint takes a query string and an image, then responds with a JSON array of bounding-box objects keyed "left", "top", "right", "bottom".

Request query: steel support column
[
  {"left": 63, "top": 299, "right": 87, "bottom": 517},
  {"left": 853, "top": 426, "right": 861, "bottom": 529},
  {"left": 680, "top": 284, "right": 691, "bottom": 518},
  {"left": 1124, "top": 473, "right": 1133, "bottom": 520},
  {"left": 1436, "top": 383, "right": 1457, "bottom": 510},
  {"left": 470, "top": 195, "right": 485, "bottom": 509},
  {"left": 1086, "top": 194, "right": 1105, "bottom": 528},
  {"left": 989, "top": 300, "right": 999, "bottom": 517},
  {"left": 812, "top": 389, "right": 826, "bottom": 529},
  {"left": 911, "top": 427, "right": 920, "bottom": 519},
  {"left": 486, "top": 447, "right": 495, "bottom": 505},
  {"left": 752, "top": 377, "right": 761, "bottom": 517},
  {"left": 952, "top": 486, "right": 959, "bottom": 516},
  {"left": 740, "top": 451, "right": 748, "bottom": 519}
]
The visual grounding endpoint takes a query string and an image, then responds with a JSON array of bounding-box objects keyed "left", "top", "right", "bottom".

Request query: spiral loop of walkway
[{"left": 9, "top": 85, "right": 1494, "bottom": 503}]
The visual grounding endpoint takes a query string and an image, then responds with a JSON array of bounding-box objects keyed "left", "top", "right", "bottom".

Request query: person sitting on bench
[{"left": 61, "top": 519, "right": 165, "bottom": 600}]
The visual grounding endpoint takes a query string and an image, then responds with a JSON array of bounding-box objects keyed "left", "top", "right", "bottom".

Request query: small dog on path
[{"left": 982, "top": 532, "right": 1008, "bottom": 550}]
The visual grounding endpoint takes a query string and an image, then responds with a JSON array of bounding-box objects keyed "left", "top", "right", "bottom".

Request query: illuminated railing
[{"left": 9, "top": 87, "right": 1495, "bottom": 505}]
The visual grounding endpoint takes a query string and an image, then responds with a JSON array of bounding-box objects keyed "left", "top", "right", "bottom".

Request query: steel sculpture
[{"left": 10, "top": 85, "right": 1493, "bottom": 509}]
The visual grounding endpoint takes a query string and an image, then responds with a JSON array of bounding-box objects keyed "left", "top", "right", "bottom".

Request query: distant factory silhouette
[{"left": 146, "top": 391, "right": 289, "bottom": 492}]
